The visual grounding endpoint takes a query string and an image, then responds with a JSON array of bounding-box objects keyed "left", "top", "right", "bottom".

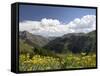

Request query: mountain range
[{"left": 19, "top": 30, "right": 96, "bottom": 55}]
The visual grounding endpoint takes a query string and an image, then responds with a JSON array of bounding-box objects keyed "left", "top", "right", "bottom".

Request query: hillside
[
  {"left": 19, "top": 31, "right": 49, "bottom": 47},
  {"left": 44, "top": 30, "right": 96, "bottom": 54}
]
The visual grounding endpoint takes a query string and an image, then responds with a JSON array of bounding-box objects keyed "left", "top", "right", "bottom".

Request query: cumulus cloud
[
  {"left": 41, "top": 18, "right": 60, "bottom": 27},
  {"left": 68, "top": 15, "right": 96, "bottom": 33},
  {"left": 19, "top": 15, "right": 96, "bottom": 37}
]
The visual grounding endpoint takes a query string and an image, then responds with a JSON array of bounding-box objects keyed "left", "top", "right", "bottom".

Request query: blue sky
[
  {"left": 19, "top": 4, "right": 96, "bottom": 37},
  {"left": 19, "top": 5, "right": 96, "bottom": 24}
]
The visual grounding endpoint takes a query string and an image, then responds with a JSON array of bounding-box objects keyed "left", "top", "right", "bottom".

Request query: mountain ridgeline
[
  {"left": 19, "top": 31, "right": 49, "bottom": 47},
  {"left": 19, "top": 30, "right": 96, "bottom": 55}
]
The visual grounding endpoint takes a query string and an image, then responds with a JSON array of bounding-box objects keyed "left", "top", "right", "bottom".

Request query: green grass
[{"left": 19, "top": 53, "right": 96, "bottom": 71}]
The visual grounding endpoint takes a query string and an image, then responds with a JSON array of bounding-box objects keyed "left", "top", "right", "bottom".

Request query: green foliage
[
  {"left": 33, "top": 47, "right": 58, "bottom": 58},
  {"left": 19, "top": 39, "right": 57, "bottom": 57},
  {"left": 19, "top": 39, "right": 33, "bottom": 54},
  {"left": 44, "top": 31, "right": 96, "bottom": 54},
  {"left": 19, "top": 54, "right": 61, "bottom": 71},
  {"left": 62, "top": 53, "right": 96, "bottom": 68},
  {"left": 19, "top": 53, "right": 96, "bottom": 71}
]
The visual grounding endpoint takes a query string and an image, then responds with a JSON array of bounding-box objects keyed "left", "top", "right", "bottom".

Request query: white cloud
[
  {"left": 19, "top": 15, "right": 96, "bottom": 37},
  {"left": 67, "top": 15, "right": 96, "bottom": 33},
  {"left": 41, "top": 18, "right": 60, "bottom": 27}
]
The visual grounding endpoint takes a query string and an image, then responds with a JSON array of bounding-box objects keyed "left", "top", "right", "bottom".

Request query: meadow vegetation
[{"left": 19, "top": 53, "right": 96, "bottom": 71}]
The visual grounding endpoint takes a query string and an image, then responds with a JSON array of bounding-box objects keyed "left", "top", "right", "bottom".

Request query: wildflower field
[{"left": 19, "top": 53, "right": 96, "bottom": 71}]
